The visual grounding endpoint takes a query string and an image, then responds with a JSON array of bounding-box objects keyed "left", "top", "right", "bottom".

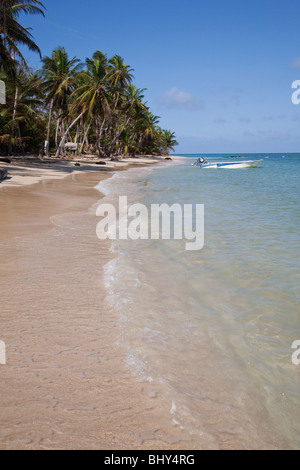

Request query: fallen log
[
  {"left": 0, "top": 157, "right": 11, "bottom": 164},
  {"left": 0, "top": 169, "right": 8, "bottom": 182}
]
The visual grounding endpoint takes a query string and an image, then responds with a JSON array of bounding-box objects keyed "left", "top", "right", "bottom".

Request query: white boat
[{"left": 193, "top": 158, "right": 263, "bottom": 169}]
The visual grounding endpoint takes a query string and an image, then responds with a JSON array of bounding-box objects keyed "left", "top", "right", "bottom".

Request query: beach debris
[
  {"left": 0, "top": 169, "right": 8, "bottom": 182},
  {"left": 96, "top": 161, "right": 107, "bottom": 165},
  {"left": 75, "top": 163, "right": 81, "bottom": 167},
  {"left": 165, "top": 157, "right": 172, "bottom": 160},
  {"left": 0, "top": 157, "right": 11, "bottom": 164}
]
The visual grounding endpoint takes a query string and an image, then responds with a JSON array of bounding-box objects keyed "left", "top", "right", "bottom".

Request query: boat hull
[{"left": 199, "top": 159, "right": 263, "bottom": 169}]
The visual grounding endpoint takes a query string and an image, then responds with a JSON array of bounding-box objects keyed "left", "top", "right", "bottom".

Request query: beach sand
[
  {"left": 0, "top": 158, "right": 198, "bottom": 450},
  {"left": 0, "top": 155, "right": 171, "bottom": 189}
]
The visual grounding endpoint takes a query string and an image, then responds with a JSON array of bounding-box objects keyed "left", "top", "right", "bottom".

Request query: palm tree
[
  {"left": 107, "top": 55, "right": 133, "bottom": 89},
  {"left": 70, "top": 51, "right": 110, "bottom": 156},
  {"left": 41, "top": 47, "right": 82, "bottom": 156},
  {"left": 119, "top": 129, "right": 138, "bottom": 156},
  {"left": 0, "top": 67, "right": 44, "bottom": 152},
  {"left": 103, "top": 55, "right": 134, "bottom": 155},
  {"left": 1, "top": 1, "right": 45, "bottom": 154},
  {"left": 160, "top": 129, "right": 178, "bottom": 154},
  {"left": 137, "top": 112, "right": 160, "bottom": 153},
  {"left": 0, "top": 0, "right": 45, "bottom": 76},
  {"left": 107, "top": 55, "right": 133, "bottom": 110},
  {"left": 0, "top": 9, "right": 180, "bottom": 159},
  {"left": 104, "top": 84, "right": 146, "bottom": 156}
]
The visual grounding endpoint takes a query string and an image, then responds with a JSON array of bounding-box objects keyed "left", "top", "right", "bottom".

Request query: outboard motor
[{"left": 193, "top": 156, "right": 207, "bottom": 166}]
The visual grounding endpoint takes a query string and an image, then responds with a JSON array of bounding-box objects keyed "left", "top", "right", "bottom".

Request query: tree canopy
[{"left": 0, "top": 2, "right": 178, "bottom": 157}]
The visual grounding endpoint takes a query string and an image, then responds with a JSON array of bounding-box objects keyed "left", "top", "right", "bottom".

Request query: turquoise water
[{"left": 98, "top": 154, "right": 300, "bottom": 449}]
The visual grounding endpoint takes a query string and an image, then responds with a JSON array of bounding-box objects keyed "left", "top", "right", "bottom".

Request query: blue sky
[{"left": 21, "top": 0, "right": 300, "bottom": 153}]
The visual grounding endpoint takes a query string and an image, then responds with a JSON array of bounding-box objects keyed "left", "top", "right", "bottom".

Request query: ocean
[{"left": 96, "top": 154, "right": 300, "bottom": 449}]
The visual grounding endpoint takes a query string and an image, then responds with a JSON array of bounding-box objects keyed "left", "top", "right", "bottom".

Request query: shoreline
[
  {"left": 0, "top": 156, "right": 197, "bottom": 450},
  {"left": 0, "top": 155, "right": 183, "bottom": 190},
  {"left": 94, "top": 160, "right": 294, "bottom": 450}
]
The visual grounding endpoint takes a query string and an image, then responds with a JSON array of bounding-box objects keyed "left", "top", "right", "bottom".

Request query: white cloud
[
  {"left": 157, "top": 87, "right": 204, "bottom": 111},
  {"left": 291, "top": 58, "right": 300, "bottom": 69}
]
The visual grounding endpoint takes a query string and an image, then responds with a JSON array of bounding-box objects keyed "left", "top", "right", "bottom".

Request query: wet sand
[{"left": 0, "top": 169, "right": 198, "bottom": 450}]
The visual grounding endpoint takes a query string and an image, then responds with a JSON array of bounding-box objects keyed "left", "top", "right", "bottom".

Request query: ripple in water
[{"left": 98, "top": 154, "right": 300, "bottom": 449}]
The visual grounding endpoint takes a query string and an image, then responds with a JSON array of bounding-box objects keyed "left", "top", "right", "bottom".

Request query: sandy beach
[
  {"left": 0, "top": 156, "right": 198, "bottom": 450},
  {"left": 2, "top": 0, "right": 299, "bottom": 452},
  {"left": 0, "top": 155, "right": 173, "bottom": 189}
]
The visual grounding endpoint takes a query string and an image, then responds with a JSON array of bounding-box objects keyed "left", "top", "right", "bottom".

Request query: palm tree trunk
[
  {"left": 9, "top": 85, "right": 19, "bottom": 153},
  {"left": 74, "top": 123, "right": 80, "bottom": 156},
  {"left": 108, "top": 115, "right": 131, "bottom": 155},
  {"left": 17, "top": 123, "right": 25, "bottom": 154},
  {"left": 95, "top": 118, "right": 107, "bottom": 156},
  {"left": 56, "top": 109, "right": 87, "bottom": 157},
  {"left": 55, "top": 118, "right": 60, "bottom": 149},
  {"left": 80, "top": 122, "right": 91, "bottom": 154},
  {"left": 45, "top": 98, "right": 54, "bottom": 157}
]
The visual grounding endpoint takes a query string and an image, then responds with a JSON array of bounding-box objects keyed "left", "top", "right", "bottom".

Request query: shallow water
[{"left": 97, "top": 154, "right": 300, "bottom": 449}]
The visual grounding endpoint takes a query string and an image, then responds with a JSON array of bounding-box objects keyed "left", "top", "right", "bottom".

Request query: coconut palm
[
  {"left": 160, "top": 129, "right": 178, "bottom": 154},
  {"left": 0, "top": 1, "right": 45, "bottom": 154},
  {"left": 41, "top": 47, "right": 82, "bottom": 156},
  {"left": 69, "top": 51, "right": 111, "bottom": 156},
  {"left": 80, "top": 50, "right": 109, "bottom": 118},
  {"left": 107, "top": 55, "right": 133, "bottom": 89},
  {"left": 107, "top": 55, "right": 133, "bottom": 112},
  {"left": 0, "top": 67, "right": 44, "bottom": 152},
  {"left": 137, "top": 112, "right": 160, "bottom": 153},
  {"left": 119, "top": 129, "right": 138, "bottom": 156},
  {"left": 104, "top": 84, "right": 146, "bottom": 156},
  {"left": 0, "top": 0, "right": 45, "bottom": 75},
  {"left": 0, "top": 10, "right": 179, "bottom": 159}
]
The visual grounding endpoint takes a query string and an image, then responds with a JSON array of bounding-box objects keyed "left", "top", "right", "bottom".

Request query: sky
[{"left": 19, "top": 0, "right": 300, "bottom": 153}]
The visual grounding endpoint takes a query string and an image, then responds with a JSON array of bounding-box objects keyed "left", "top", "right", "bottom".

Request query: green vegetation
[{"left": 0, "top": 1, "right": 178, "bottom": 157}]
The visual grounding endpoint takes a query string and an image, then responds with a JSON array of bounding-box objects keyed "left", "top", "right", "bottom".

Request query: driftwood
[
  {"left": 0, "top": 169, "right": 8, "bottom": 182},
  {"left": 0, "top": 157, "right": 11, "bottom": 164}
]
